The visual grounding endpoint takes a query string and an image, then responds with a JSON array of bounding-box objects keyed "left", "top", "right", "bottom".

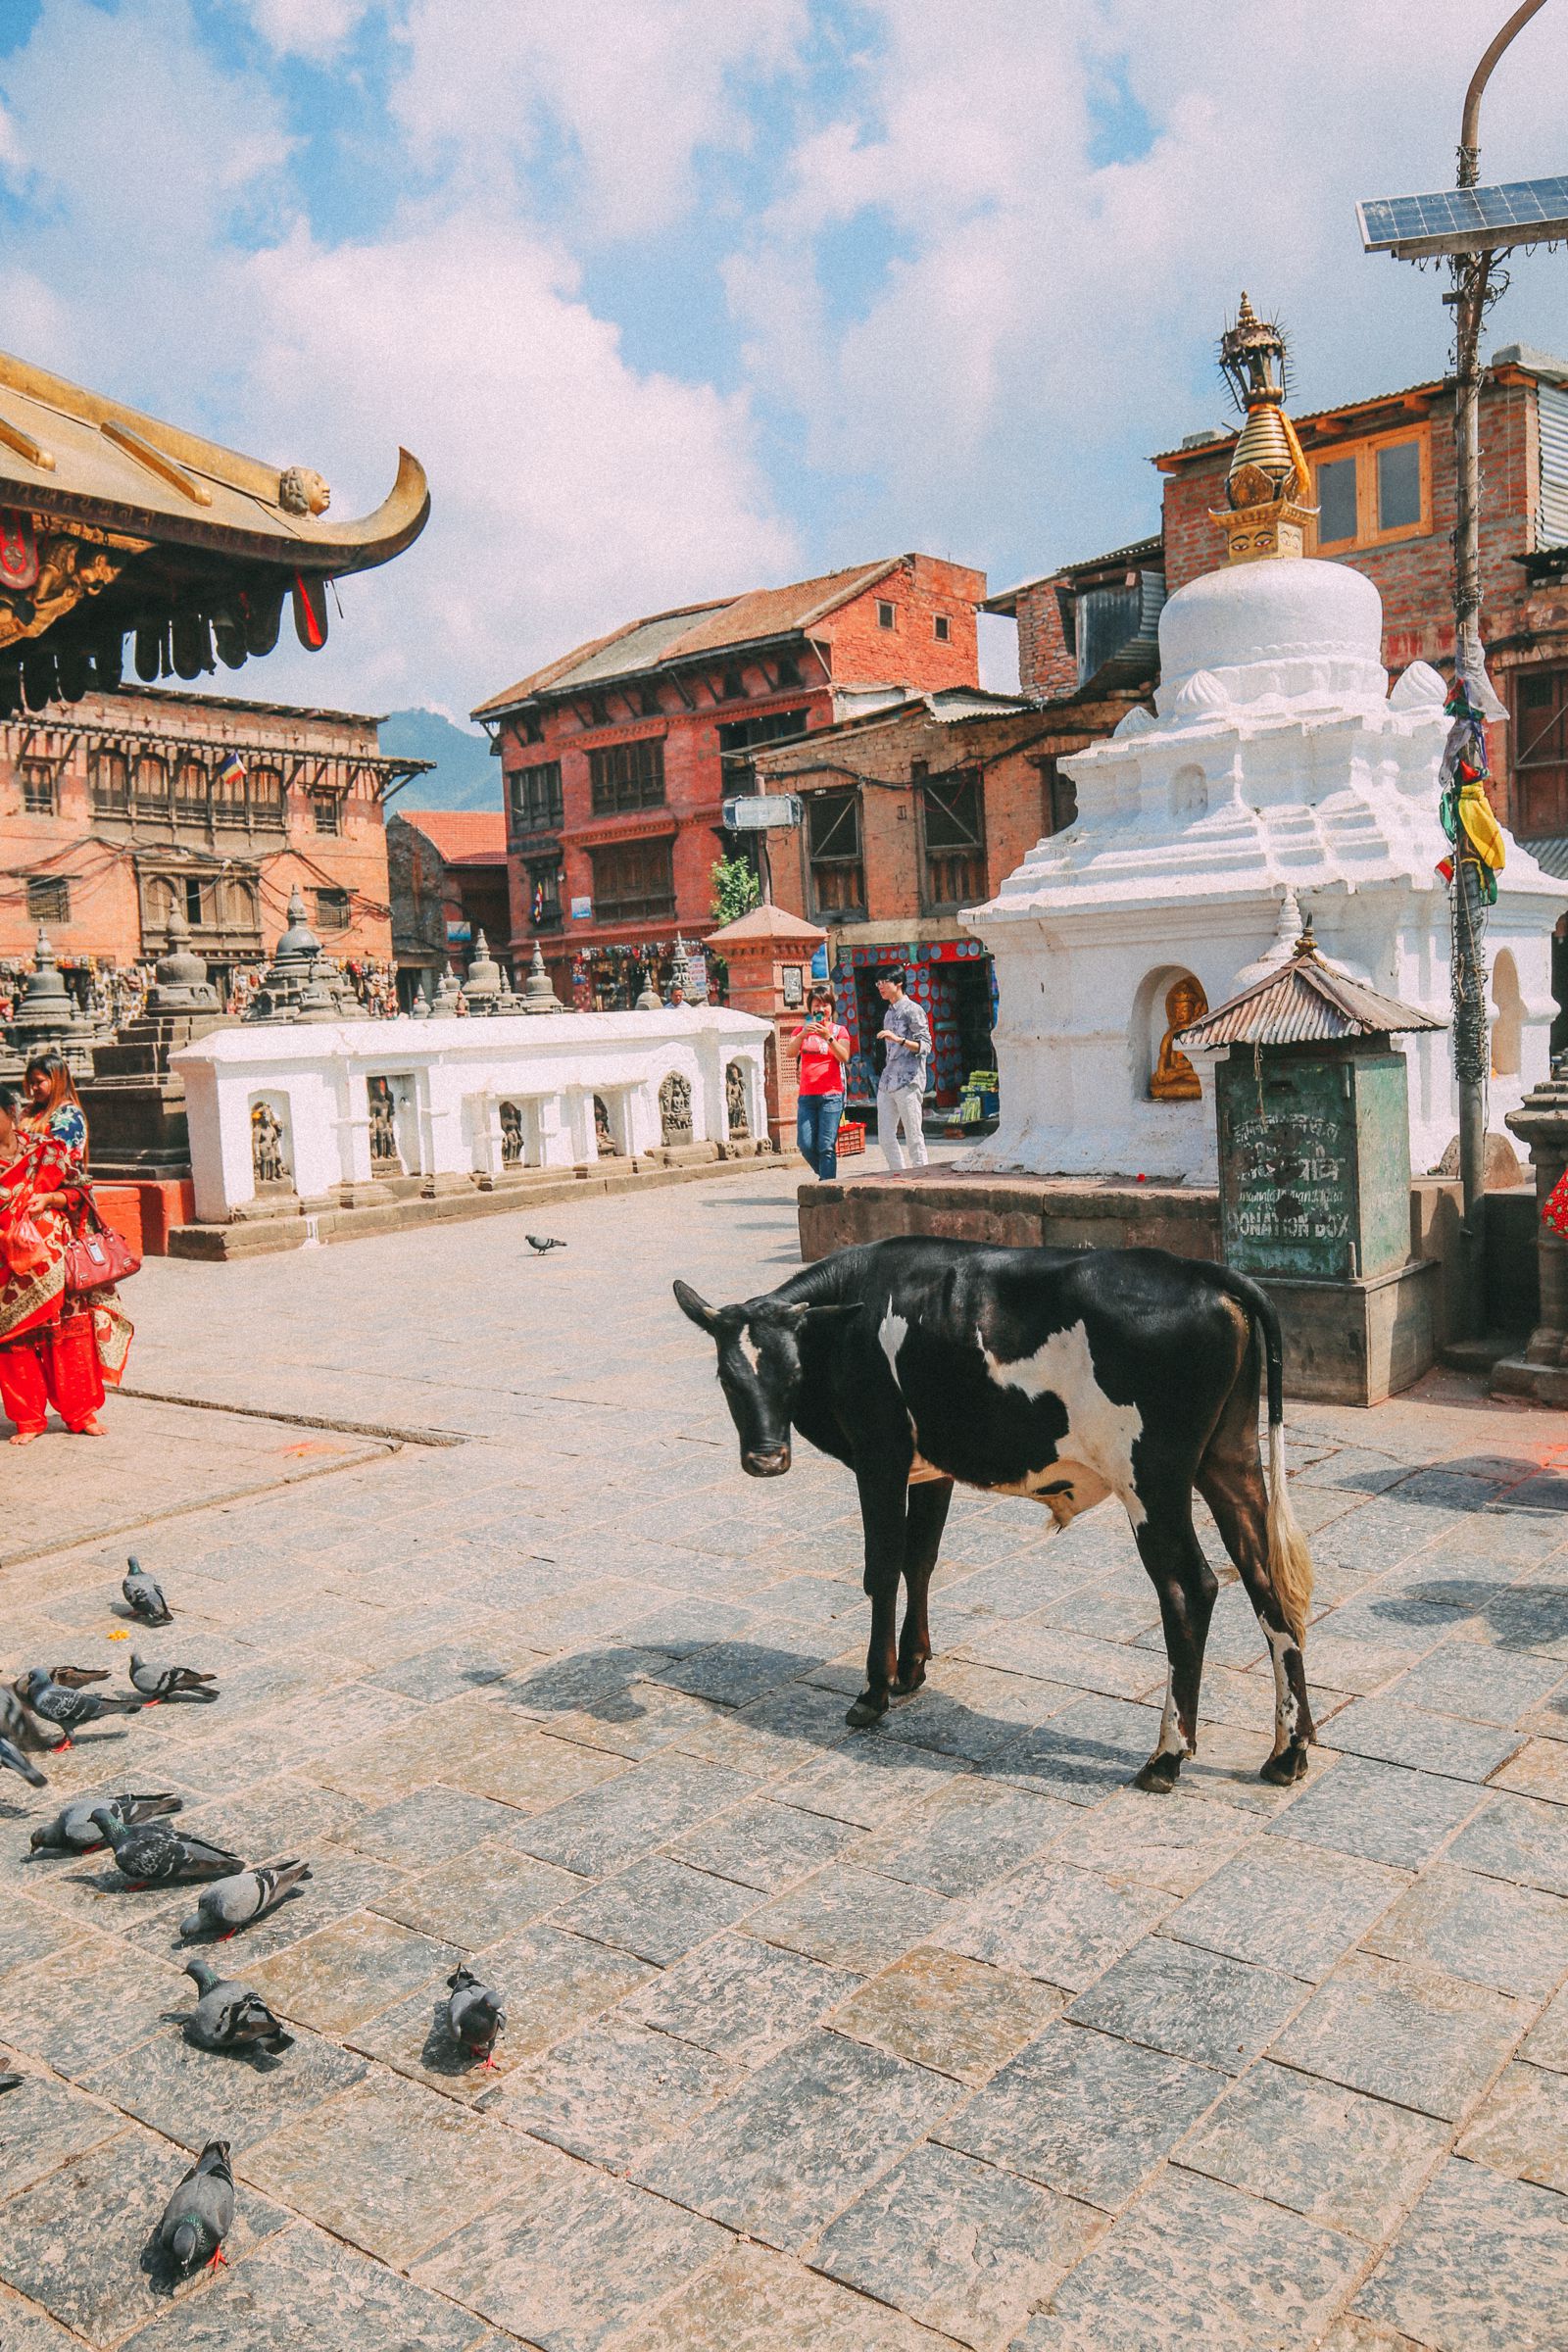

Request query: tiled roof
[
  {"left": 473, "top": 560, "right": 907, "bottom": 716},
  {"left": 396, "top": 809, "right": 508, "bottom": 865}
]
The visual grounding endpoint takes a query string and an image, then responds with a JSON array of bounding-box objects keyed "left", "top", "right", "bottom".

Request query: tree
[{"left": 710, "top": 854, "right": 760, "bottom": 925}]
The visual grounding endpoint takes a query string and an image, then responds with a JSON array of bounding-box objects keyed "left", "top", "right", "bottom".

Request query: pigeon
[
  {"left": 156, "top": 2139, "right": 233, "bottom": 2274},
  {"left": 445, "top": 1964, "right": 506, "bottom": 2065},
  {"left": 21, "top": 1670, "right": 141, "bottom": 1741},
  {"left": 122, "top": 1557, "right": 172, "bottom": 1627},
  {"left": 525, "top": 1233, "right": 565, "bottom": 1254},
  {"left": 91, "top": 1809, "right": 244, "bottom": 1888},
  {"left": 170, "top": 1959, "right": 293, "bottom": 2054},
  {"left": 48, "top": 1665, "right": 111, "bottom": 1689},
  {"left": 0, "top": 1735, "right": 47, "bottom": 1788},
  {"left": 30, "top": 1792, "right": 182, "bottom": 1855},
  {"left": 129, "top": 1656, "right": 220, "bottom": 1704},
  {"left": 0, "top": 1686, "right": 64, "bottom": 1752},
  {"left": 0, "top": 2072, "right": 23, "bottom": 2092},
  {"left": 180, "top": 1859, "right": 312, "bottom": 1940}
]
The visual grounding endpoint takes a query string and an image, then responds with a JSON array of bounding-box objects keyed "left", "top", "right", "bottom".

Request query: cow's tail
[{"left": 1209, "top": 1266, "right": 1314, "bottom": 1644}]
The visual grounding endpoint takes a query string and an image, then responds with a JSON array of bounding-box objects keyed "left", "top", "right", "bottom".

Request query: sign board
[
  {"left": 722, "top": 793, "right": 803, "bottom": 831},
  {"left": 684, "top": 951, "right": 708, "bottom": 997},
  {"left": 570, "top": 896, "right": 593, "bottom": 920},
  {"left": 1215, "top": 1050, "right": 1409, "bottom": 1283},
  {"left": 445, "top": 920, "right": 471, "bottom": 945},
  {"left": 781, "top": 963, "right": 804, "bottom": 1008}
]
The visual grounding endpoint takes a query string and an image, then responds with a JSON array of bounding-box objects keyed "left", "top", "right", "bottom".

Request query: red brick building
[
  {"left": 387, "top": 808, "right": 510, "bottom": 1004},
  {"left": 470, "top": 557, "right": 986, "bottom": 1006},
  {"left": 0, "top": 686, "right": 420, "bottom": 1000}
]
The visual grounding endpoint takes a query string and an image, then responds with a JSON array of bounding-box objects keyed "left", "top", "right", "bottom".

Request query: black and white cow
[{"left": 675, "top": 1237, "right": 1315, "bottom": 1790}]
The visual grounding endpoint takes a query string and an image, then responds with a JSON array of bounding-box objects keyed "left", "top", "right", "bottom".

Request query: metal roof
[
  {"left": 1522, "top": 833, "right": 1568, "bottom": 880},
  {"left": 984, "top": 535, "right": 1163, "bottom": 614},
  {"left": 1176, "top": 939, "right": 1446, "bottom": 1050}
]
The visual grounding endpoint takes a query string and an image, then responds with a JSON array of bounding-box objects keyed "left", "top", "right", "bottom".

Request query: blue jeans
[{"left": 797, "top": 1091, "right": 845, "bottom": 1179}]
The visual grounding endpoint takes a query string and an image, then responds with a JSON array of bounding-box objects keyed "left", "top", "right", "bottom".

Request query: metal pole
[{"left": 1449, "top": 0, "right": 1550, "bottom": 1322}]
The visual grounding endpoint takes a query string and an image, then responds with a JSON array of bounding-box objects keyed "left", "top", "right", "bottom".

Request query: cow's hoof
[
  {"left": 890, "top": 1668, "right": 927, "bottom": 1701},
  {"left": 1133, "top": 1752, "right": 1183, "bottom": 1794},
  {"left": 1259, "top": 1744, "right": 1309, "bottom": 1786},
  {"left": 845, "top": 1693, "right": 887, "bottom": 1729}
]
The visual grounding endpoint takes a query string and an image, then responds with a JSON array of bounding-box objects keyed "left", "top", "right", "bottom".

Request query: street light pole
[{"left": 1447, "top": 0, "right": 1550, "bottom": 1311}]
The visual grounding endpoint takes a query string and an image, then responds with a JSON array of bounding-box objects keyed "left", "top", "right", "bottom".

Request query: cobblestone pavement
[{"left": 2, "top": 1165, "right": 1566, "bottom": 2351}]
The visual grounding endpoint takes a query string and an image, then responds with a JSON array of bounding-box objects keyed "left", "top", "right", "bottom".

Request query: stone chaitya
[{"left": 963, "top": 298, "right": 1562, "bottom": 1183}]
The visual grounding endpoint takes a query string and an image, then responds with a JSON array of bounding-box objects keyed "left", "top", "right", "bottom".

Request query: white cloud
[{"left": 242, "top": 0, "right": 376, "bottom": 60}]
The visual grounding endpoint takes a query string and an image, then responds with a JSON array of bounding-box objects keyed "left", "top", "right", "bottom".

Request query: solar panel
[{"left": 1358, "top": 175, "right": 1568, "bottom": 259}]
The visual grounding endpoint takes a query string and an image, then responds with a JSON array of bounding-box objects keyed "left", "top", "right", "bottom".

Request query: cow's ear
[{"left": 673, "top": 1280, "right": 724, "bottom": 1334}]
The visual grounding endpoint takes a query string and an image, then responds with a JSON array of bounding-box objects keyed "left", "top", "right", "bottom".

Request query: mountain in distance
[{"left": 378, "top": 707, "right": 502, "bottom": 811}]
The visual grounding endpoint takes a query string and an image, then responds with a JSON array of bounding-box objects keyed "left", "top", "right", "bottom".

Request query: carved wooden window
[
  {"left": 589, "top": 836, "right": 674, "bottom": 921},
  {"left": 718, "top": 708, "right": 808, "bottom": 797},
  {"left": 1309, "top": 425, "right": 1431, "bottom": 553},
  {"left": 920, "top": 769, "right": 986, "bottom": 908},
  {"left": 173, "top": 759, "right": 208, "bottom": 821},
  {"left": 313, "top": 887, "right": 351, "bottom": 931},
  {"left": 808, "top": 788, "right": 864, "bottom": 918},
  {"left": 89, "top": 749, "right": 129, "bottom": 812},
  {"left": 509, "top": 760, "right": 564, "bottom": 835},
  {"left": 134, "top": 753, "right": 169, "bottom": 810},
  {"left": 21, "top": 760, "right": 57, "bottom": 815},
  {"left": 1512, "top": 662, "right": 1568, "bottom": 836},
  {"left": 247, "top": 766, "right": 285, "bottom": 829},
  {"left": 26, "top": 875, "right": 69, "bottom": 922},
  {"left": 589, "top": 736, "right": 664, "bottom": 813},
  {"left": 312, "top": 793, "right": 342, "bottom": 836}
]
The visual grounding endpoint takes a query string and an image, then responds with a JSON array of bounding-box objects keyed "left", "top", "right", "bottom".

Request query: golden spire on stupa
[{"left": 1210, "top": 293, "right": 1315, "bottom": 563}]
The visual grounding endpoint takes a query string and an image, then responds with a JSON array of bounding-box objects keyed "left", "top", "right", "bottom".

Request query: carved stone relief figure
[
  {"left": 593, "top": 1095, "right": 619, "bottom": 1155},
  {"left": 250, "top": 1099, "right": 290, "bottom": 1187},
  {"left": 1150, "top": 975, "right": 1208, "bottom": 1102},
  {"left": 660, "top": 1071, "right": 693, "bottom": 1146},
  {"left": 500, "top": 1100, "right": 524, "bottom": 1166},
  {"left": 725, "top": 1060, "right": 749, "bottom": 1139}
]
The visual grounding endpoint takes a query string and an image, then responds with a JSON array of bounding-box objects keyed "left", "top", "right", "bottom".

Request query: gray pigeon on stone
[
  {"left": 21, "top": 1670, "right": 141, "bottom": 1740},
  {"left": 129, "top": 1655, "right": 220, "bottom": 1704},
  {"left": 0, "top": 2072, "right": 23, "bottom": 2092},
  {"left": 445, "top": 1964, "right": 506, "bottom": 2064},
  {"left": 30, "top": 1792, "right": 182, "bottom": 1855},
  {"left": 48, "top": 1664, "right": 111, "bottom": 1689},
  {"left": 180, "top": 1859, "right": 311, "bottom": 1939},
  {"left": 0, "top": 1735, "right": 47, "bottom": 1788},
  {"left": 171, "top": 1959, "right": 293, "bottom": 2054},
  {"left": 156, "top": 2138, "right": 233, "bottom": 2273},
  {"left": 0, "top": 1685, "right": 64, "bottom": 1752},
  {"left": 122, "top": 1557, "right": 172, "bottom": 1627},
  {"left": 91, "top": 1809, "right": 244, "bottom": 1887}
]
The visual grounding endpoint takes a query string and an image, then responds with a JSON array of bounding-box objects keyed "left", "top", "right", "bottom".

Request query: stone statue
[
  {"left": 1151, "top": 976, "right": 1207, "bottom": 1102},
  {"left": 725, "top": 1060, "right": 749, "bottom": 1139},
  {"left": 660, "top": 1071, "right": 693, "bottom": 1146},
  {"left": 500, "top": 1101, "right": 523, "bottom": 1166},
  {"left": 250, "top": 1100, "right": 289, "bottom": 1186},
  {"left": 593, "top": 1095, "right": 617, "bottom": 1155}
]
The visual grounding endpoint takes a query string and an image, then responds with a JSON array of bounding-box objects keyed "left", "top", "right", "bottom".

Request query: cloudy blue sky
[{"left": 5, "top": 0, "right": 1568, "bottom": 718}]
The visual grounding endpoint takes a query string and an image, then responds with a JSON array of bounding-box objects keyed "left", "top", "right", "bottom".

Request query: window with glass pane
[
  {"left": 510, "top": 760, "right": 564, "bottom": 833},
  {"left": 589, "top": 737, "right": 665, "bottom": 814},
  {"left": 1316, "top": 457, "right": 1357, "bottom": 544},
  {"left": 921, "top": 770, "right": 986, "bottom": 907},
  {"left": 808, "top": 788, "right": 864, "bottom": 917},
  {"left": 1377, "top": 438, "right": 1422, "bottom": 532},
  {"left": 1512, "top": 662, "right": 1568, "bottom": 835},
  {"left": 90, "top": 750, "right": 129, "bottom": 811},
  {"left": 589, "top": 836, "right": 674, "bottom": 921}
]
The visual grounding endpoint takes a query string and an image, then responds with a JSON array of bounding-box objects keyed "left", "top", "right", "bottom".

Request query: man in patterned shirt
[{"left": 874, "top": 969, "right": 931, "bottom": 1172}]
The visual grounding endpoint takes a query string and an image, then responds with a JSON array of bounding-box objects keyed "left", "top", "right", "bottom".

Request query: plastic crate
[{"left": 836, "top": 1119, "right": 865, "bottom": 1158}]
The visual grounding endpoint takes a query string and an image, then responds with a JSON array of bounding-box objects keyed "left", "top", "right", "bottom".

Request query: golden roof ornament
[{"left": 1211, "top": 293, "right": 1315, "bottom": 564}]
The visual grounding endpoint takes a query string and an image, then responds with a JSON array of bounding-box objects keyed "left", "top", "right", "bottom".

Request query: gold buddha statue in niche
[{"left": 1150, "top": 975, "right": 1207, "bottom": 1102}]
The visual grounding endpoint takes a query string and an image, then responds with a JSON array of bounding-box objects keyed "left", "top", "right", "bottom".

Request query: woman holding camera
[{"left": 788, "top": 985, "right": 851, "bottom": 1179}]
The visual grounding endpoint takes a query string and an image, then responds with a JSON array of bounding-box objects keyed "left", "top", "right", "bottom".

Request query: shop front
[{"left": 833, "top": 936, "right": 996, "bottom": 1113}]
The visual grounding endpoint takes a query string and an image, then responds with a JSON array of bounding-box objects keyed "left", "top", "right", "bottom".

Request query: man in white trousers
[{"left": 874, "top": 968, "right": 931, "bottom": 1171}]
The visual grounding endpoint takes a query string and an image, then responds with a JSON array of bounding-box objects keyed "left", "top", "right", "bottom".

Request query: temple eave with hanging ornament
[{"left": 0, "top": 344, "right": 429, "bottom": 714}]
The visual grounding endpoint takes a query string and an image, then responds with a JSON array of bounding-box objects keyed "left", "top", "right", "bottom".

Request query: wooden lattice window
[
  {"left": 26, "top": 875, "right": 69, "bottom": 922},
  {"left": 21, "top": 760, "right": 57, "bottom": 815},
  {"left": 589, "top": 736, "right": 664, "bottom": 814},
  {"left": 921, "top": 769, "right": 986, "bottom": 908},
  {"left": 1512, "top": 662, "right": 1568, "bottom": 837},
  {"left": 248, "top": 766, "right": 285, "bottom": 829},
  {"left": 510, "top": 760, "right": 564, "bottom": 835},
  {"left": 808, "top": 788, "right": 864, "bottom": 918},
  {"left": 89, "top": 749, "right": 129, "bottom": 812},
  {"left": 134, "top": 753, "right": 169, "bottom": 810},
  {"left": 314, "top": 887, "right": 352, "bottom": 932},
  {"left": 589, "top": 836, "right": 674, "bottom": 921},
  {"left": 173, "top": 759, "right": 208, "bottom": 821},
  {"left": 312, "top": 794, "right": 342, "bottom": 836}
]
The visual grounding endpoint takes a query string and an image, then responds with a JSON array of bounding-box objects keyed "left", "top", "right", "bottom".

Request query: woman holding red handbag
[
  {"left": 23, "top": 1054, "right": 135, "bottom": 1394},
  {"left": 0, "top": 1068, "right": 133, "bottom": 1444}
]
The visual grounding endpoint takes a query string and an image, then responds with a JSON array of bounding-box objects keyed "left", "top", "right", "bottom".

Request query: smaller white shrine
[
  {"left": 964, "top": 300, "right": 1562, "bottom": 1183},
  {"left": 174, "top": 1005, "right": 770, "bottom": 1225}
]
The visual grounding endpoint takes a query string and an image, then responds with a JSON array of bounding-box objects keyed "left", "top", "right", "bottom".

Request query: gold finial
[{"left": 1210, "top": 295, "right": 1315, "bottom": 564}]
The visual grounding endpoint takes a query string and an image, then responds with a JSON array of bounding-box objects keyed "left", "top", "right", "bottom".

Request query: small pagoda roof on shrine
[
  {"left": 1176, "top": 932, "right": 1447, "bottom": 1051},
  {"left": 0, "top": 345, "right": 427, "bottom": 711}
]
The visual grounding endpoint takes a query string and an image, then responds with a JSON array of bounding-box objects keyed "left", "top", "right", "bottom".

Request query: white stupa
[{"left": 963, "top": 299, "right": 1561, "bottom": 1183}]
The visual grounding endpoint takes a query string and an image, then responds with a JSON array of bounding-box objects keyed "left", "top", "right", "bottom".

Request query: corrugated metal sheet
[
  {"left": 1525, "top": 831, "right": 1568, "bottom": 879},
  {"left": 1177, "top": 952, "right": 1446, "bottom": 1050},
  {"left": 1540, "top": 383, "right": 1568, "bottom": 546}
]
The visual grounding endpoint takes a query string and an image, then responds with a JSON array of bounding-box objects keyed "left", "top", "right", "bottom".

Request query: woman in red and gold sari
[{"left": 0, "top": 1079, "right": 118, "bottom": 1443}]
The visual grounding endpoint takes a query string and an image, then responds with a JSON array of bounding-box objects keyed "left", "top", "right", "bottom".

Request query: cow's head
[{"left": 674, "top": 1281, "right": 857, "bottom": 1476}]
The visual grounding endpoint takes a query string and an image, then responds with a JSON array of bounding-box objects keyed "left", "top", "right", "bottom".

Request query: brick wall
[{"left": 1011, "top": 582, "right": 1078, "bottom": 701}]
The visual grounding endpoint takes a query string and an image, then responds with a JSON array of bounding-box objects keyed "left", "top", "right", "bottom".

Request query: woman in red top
[{"left": 789, "top": 985, "right": 851, "bottom": 1179}]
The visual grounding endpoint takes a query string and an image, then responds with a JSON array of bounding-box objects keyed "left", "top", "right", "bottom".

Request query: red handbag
[{"left": 63, "top": 1189, "right": 140, "bottom": 1297}]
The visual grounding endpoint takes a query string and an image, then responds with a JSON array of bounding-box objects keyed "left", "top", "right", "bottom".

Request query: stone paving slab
[{"left": 3, "top": 1168, "right": 1567, "bottom": 2351}]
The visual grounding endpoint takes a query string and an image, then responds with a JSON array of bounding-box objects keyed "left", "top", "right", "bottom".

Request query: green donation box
[{"left": 1215, "top": 1044, "right": 1412, "bottom": 1283}]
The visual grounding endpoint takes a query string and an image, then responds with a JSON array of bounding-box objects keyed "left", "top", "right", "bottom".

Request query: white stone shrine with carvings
[
  {"left": 173, "top": 1005, "right": 771, "bottom": 1224},
  {"left": 963, "top": 307, "right": 1562, "bottom": 1184}
]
